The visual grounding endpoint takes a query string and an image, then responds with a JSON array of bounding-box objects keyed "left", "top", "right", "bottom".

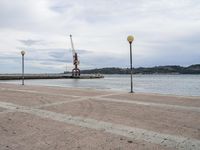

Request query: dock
[
  {"left": 0, "top": 83, "right": 200, "bottom": 150},
  {"left": 0, "top": 73, "right": 104, "bottom": 80}
]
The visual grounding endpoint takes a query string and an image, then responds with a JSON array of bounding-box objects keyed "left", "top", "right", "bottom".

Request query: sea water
[{"left": 1, "top": 74, "right": 200, "bottom": 97}]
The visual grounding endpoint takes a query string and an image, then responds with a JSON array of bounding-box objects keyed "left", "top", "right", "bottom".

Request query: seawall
[{"left": 0, "top": 73, "right": 104, "bottom": 80}]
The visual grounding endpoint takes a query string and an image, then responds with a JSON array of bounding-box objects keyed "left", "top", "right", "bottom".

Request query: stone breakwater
[{"left": 0, "top": 73, "right": 104, "bottom": 80}]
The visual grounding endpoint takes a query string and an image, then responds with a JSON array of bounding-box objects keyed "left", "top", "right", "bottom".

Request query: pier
[{"left": 0, "top": 73, "right": 104, "bottom": 80}]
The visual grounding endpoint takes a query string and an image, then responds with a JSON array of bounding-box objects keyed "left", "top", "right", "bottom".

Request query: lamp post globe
[
  {"left": 127, "top": 35, "right": 134, "bottom": 44},
  {"left": 21, "top": 50, "right": 25, "bottom": 56}
]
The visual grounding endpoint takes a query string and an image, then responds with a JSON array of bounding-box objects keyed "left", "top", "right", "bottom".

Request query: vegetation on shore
[{"left": 81, "top": 64, "right": 200, "bottom": 74}]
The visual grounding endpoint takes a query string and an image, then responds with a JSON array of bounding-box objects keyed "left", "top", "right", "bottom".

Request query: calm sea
[{"left": 1, "top": 74, "right": 200, "bottom": 97}]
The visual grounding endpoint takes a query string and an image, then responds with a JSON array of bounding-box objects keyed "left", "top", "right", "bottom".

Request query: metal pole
[
  {"left": 22, "top": 55, "right": 24, "bottom": 85},
  {"left": 130, "top": 42, "right": 133, "bottom": 93}
]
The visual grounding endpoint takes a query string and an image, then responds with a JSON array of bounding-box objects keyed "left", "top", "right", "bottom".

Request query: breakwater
[{"left": 0, "top": 73, "right": 104, "bottom": 80}]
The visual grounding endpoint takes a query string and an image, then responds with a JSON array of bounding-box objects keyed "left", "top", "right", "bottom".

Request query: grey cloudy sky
[{"left": 0, "top": 0, "right": 200, "bottom": 73}]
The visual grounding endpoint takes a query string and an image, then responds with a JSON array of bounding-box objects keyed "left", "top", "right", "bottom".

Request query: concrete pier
[
  {"left": 0, "top": 73, "right": 104, "bottom": 80},
  {"left": 0, "top": 83, "right": 200, "bottom": 150}
]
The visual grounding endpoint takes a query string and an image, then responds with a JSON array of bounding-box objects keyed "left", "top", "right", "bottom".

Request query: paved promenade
[{"left": 0, "top": 83, "right": 200, "bottom": 150}]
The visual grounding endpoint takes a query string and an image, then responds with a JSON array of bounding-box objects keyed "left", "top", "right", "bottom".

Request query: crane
[{"left": 70, "top": 34, "right": 80, "bottom": 77}]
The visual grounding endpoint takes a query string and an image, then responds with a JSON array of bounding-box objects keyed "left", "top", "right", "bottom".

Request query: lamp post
[
  {"left": 21, "top": 51, "right": 25, "bottom": 85},
  {"left": 127, "top": 35, "right": 134, "bottom": 93}
]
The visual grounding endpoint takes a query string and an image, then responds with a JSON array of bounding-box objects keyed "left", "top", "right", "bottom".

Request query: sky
[{"left": 0, "top": 0, "right": 200, "bottom": 73}]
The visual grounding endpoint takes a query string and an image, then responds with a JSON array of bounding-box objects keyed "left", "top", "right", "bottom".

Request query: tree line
[{"left": 80, "top": 64, "right": 200, "bottom": 74}]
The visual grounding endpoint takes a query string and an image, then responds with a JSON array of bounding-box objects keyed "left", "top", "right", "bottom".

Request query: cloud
[
  {"left": 0, "top": 0, "right": 200, "bottom": 73},
  {"left": 18, "top": 39, "right": 44, "bottom": 46}
]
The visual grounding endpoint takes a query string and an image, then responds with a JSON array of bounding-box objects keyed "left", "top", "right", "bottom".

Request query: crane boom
[{"left": 70, "top": 34, "right": 75, "bottom": 55}]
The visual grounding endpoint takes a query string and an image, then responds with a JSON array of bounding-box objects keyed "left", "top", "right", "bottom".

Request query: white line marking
[
  {"left": 93, "top": 97, "right": 200, "bottom": 113},
  {"left": 0, "top": 88, "right": 121, "bottom": 99},
  {"left": 96, "top": 93, "right": 124, "bottom": 98},
  {"left": 33, "top": 94, "right": 120, "bottom": 109},
  {"left": 0, "top": 101, "right": 199, "bottom": 150},
  {"left": 34, "top": 98, "right": 88, "bottom": 108}
]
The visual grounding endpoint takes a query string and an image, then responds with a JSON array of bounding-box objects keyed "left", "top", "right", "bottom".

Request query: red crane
[{"left": 70, "top": 35, "right": 80, "bottom": 77}]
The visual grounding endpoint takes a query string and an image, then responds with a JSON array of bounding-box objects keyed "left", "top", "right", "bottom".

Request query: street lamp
[
  {"left": 127, "top": 35, "right": 134, "bottom": 93},
  {"left": 21, "top": 51, "right": 25, "bottom": 85}
]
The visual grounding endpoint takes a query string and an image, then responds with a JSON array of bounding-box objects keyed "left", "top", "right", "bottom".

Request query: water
[{"left": 0, "top": 74, "right": 200, "bottom": 97}]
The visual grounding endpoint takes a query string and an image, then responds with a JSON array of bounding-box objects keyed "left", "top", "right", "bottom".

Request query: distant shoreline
[
  {"left": 80, "top": 64, "right": 200, "bottom": 74},
  {"left": 1, "top": 64, "right": 200, "bottom": 75}
]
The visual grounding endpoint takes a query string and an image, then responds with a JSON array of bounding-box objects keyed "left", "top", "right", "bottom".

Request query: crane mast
[{"left": 69, "top": 35, "right": 80, "bottom": 77}]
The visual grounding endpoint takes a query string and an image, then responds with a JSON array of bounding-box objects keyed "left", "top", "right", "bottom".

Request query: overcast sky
[{"left": 0, "top": 0, "right": 200, "bottom": 73}]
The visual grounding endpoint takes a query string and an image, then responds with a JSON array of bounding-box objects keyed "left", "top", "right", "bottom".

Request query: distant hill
[{"left": 80, "top": 64, "right": 200, "bottom": 74}]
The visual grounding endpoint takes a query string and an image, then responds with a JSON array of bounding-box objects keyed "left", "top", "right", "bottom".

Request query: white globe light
[
  {"left": 127, "top": 35, "right": 134, "bottom": 43},
  {"left": 21, "top": 51, "right": 25, "bottom": 55}
]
